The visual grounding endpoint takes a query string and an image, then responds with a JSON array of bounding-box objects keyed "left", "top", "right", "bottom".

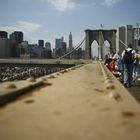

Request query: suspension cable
[
  {"left": 101, "top": 24, "right": 128, "bottom": 51},
  {"left": 57, "top": 37, "right": 86, "bottom": 59},
  {"left": 114, "top": 32, "right": 128, "bottom": 48}
]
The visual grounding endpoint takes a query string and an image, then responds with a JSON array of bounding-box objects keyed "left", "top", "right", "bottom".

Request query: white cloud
[
  {"left": 104, "top": 0, "right": 121, "bottom": 6},
  {"left": 77, "top": 2, "right": 96, "bottom": 8},
  {"left": 0, "top": 21, "right": 41, "bottom": 34},
  {"left": 47, "top": 0, "right": 76, "bottom": 11}
]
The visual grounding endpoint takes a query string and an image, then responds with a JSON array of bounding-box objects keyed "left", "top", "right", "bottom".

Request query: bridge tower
[{"left": 85, "top": 29, "right": 117, "bottom": 59}]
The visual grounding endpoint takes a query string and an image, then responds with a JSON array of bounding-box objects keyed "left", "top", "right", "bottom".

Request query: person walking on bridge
[
  {"left": 122, "top": 44, "right": 136, "bottom": 87},
  {"left": 133, "top": 49, "right": 140, "bottom": 82}
]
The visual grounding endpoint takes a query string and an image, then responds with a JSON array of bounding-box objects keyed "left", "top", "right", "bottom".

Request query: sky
[{"left": 0, "top": 0, "right": 140, "bottom": 48}]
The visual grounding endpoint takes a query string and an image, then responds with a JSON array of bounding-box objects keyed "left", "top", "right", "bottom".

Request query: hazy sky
[{"left": 0, "top": 0, "right": 139, "bottom": 48}]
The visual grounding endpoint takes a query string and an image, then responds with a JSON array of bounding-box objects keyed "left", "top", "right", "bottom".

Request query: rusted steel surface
[
  {"left": 0, "top": 77, "right": 43, "bottom": 105},
  {"left": 0, "top": 61, "right": 140, "bottom": 140}
]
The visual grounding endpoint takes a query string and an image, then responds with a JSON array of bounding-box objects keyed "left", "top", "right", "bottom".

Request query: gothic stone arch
[{"left": 85, "top": 29, "right": 117, "bottom": 59}]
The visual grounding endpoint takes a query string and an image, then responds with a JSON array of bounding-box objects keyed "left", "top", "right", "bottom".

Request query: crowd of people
[{"left": 104, "top": 43, "right": 140, "bottom": 88}]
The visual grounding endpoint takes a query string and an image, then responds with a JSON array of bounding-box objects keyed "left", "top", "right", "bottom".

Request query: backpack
[{"left": 123, "top": 49, "right": 133, "bottom": 64}]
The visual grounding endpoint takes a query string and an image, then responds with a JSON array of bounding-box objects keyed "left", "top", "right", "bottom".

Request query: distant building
[
  {"left": 55, "top": 39, "right": 61, "bottom": 49},
  {"left": 9, "top": 39, "right": 19, "bottom": 57},
  {"left": 125, "top": 25, "right": 133, "bottom": 46},
  {"left": 69, "top": 32, "right": 73, "bottom": 50},
  {"left": 0, "top": 38, "right": 10, "bottom": 58},
  {"left": 116, "top": 26, "right": 125, "bottom": 52},
  {"left": 116, "top": 25, "right": 134, "bottom": 53},
  {"left": 61, "top": 42, "right": 67, "bottom": 55},
  {"left": 28, "top": 44, "right": 39, "bottom": 58},
  {"left": 10, "top": 31, "right": 23, "bottom": 44},
  {"left": 133, "top": 23, "right": 140, "bottom": 48},
  {"left": 0, "top": 31, "right": 8, "bottom": 39},
  {"left": 54, "top": 36, "right": 67, "bottom": 58},
  {"left": 42, "top": 49, "right": 52, "bottom": 59},
  {"left": 38, "top": 40, "right": 44, "bottom": 47},
  {"left": 68, "top": 32, "right": 74, "bottom": 59},
  {"left": 9, "top": 31, "right": 23, "bottom": 57},
  {"left": 28, "top": 44, "right": 49, "bottom": 58},
  {"left": 45, "top": 42, "right": 51, "bottom": 50},
  {"left": 19, "top": 41, "right": 29, "bottom": 55}
]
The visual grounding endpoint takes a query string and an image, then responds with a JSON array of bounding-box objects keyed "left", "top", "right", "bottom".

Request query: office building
[
  {"left": 133, "top": 23, "right": 140, "bottom": 48},
  {"left": 10, "top": 31, "right": 23, "bottom": 43},
  {"left": 69, "top": 32, "right": 73, "bottom": 50},
  {"left": 0, "top": 31, "right": 8, "bottom": 38},
  {"left": 55, "top": 39, "right": 61, "bottom": 49},
  {"left": 38, "top": 40, "right": 44, "bottom": 47},
  {"left": 45, "top": 42, "right": 51, "bottom": 50},
  {"left": 116, "top": 25, "right": 134, "bottom": 52},
  {"left": 0, "top": 38, "right": 10, "bottom": 58}
]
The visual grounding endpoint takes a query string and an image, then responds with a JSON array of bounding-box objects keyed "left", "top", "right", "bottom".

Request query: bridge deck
[
  {"left": 0, "top": 62, "right": 140, "bottom": 140},
  {"left": 0, "top": 58, "right": 88, "bottom": 65},
  {"left": 127, "top": 82, "right": 140, "bottom": 103}
]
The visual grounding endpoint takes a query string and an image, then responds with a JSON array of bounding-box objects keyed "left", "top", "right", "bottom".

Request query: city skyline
[{"left": 0, "top": 0, "right": 140, "bottom": 48}]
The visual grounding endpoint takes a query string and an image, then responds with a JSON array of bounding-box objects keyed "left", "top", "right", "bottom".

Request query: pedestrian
[
  {"left": 113, "top": 51, "right": 123, "bottom": 73},
  {"left": 133, "top": 49, "right": 140, "bottom": 82},
  {"left": 104, "top": 53, "right": 115, "bottom": 72},
  {"left": 121, "top": 43, "right": 136, "bottom": 87}
]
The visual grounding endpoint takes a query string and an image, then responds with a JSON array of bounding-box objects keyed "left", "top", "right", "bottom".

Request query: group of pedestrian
[{"left": 105, "top": 43, "right": 140, "bottom": 88}]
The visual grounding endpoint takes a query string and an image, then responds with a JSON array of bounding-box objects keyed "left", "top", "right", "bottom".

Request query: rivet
[
  {"left": 109, "top": 92, "right": 121, "bottom": 101},
  {"left": 104, "top": 79, "right": 113, "bottom": 84},
  {"left": 106, "top": 84, "right": 115, "bottom": 90},
  {"left": 104, "top": 76, "right": 109, "bottom": 80},
  {"left": 60, "top": 70, "right": 65, "bottom": 74},
  {"left": 56, "top": 73, "right": 60, "bottom": 76},
  {"left": 48, "top": 75, "right": 55, "bottom": 79},
  {"left": 71, "top": 67, "right": 76, "bottom": 70},
  {"left": 4, "top": 83, "right": 16, "bottom": 89},
  {"left": 41, "top": 77, "right": 48, "bottom": 81},
  {"left": 64, "top": 69, "right": 68, "bottom": 72},
  {"left": 27, "top": 77, "right": 36, "bottom": 82}
]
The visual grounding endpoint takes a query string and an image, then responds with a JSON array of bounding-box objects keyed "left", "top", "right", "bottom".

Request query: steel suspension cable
[
  {"left": 114, "top": 32, "right": 128, "bottom": 48},
  {"left": 57, "top": 37, "right": 86, "bottom": 59}
]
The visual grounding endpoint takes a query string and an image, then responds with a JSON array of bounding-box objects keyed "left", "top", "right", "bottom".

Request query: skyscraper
[
  {"left": 0, "top": 38, "right": 10, "bottom": 58},
  {"left": 55, "top": 39, "right": 61, "bottom": 49},
  {"left": 69, "top": 32, "right": 73, "bottom": 50},
  {"left": 10, "top": 31, "right": 23, "bottom": 43},
  {"left": 38, "top": 40, "right": 44, "bottom": 47},
  {"left": 116, "top": 25, "right": 134, "bottom": 52},
  {"left": 45, "top": 42, "right": 51, "bottom": 50},
  {"left": 0, "top": 31, "right": 8, "bottom": 39}
]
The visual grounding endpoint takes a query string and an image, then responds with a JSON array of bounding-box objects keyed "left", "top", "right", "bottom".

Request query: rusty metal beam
[{"left": 0, "top": 61, "right": 140, "bottom": 140}]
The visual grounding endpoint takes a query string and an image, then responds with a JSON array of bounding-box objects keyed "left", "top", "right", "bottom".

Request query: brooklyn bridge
[{"left": 0, "top": 28, "right": 140, "bottom": 140}]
